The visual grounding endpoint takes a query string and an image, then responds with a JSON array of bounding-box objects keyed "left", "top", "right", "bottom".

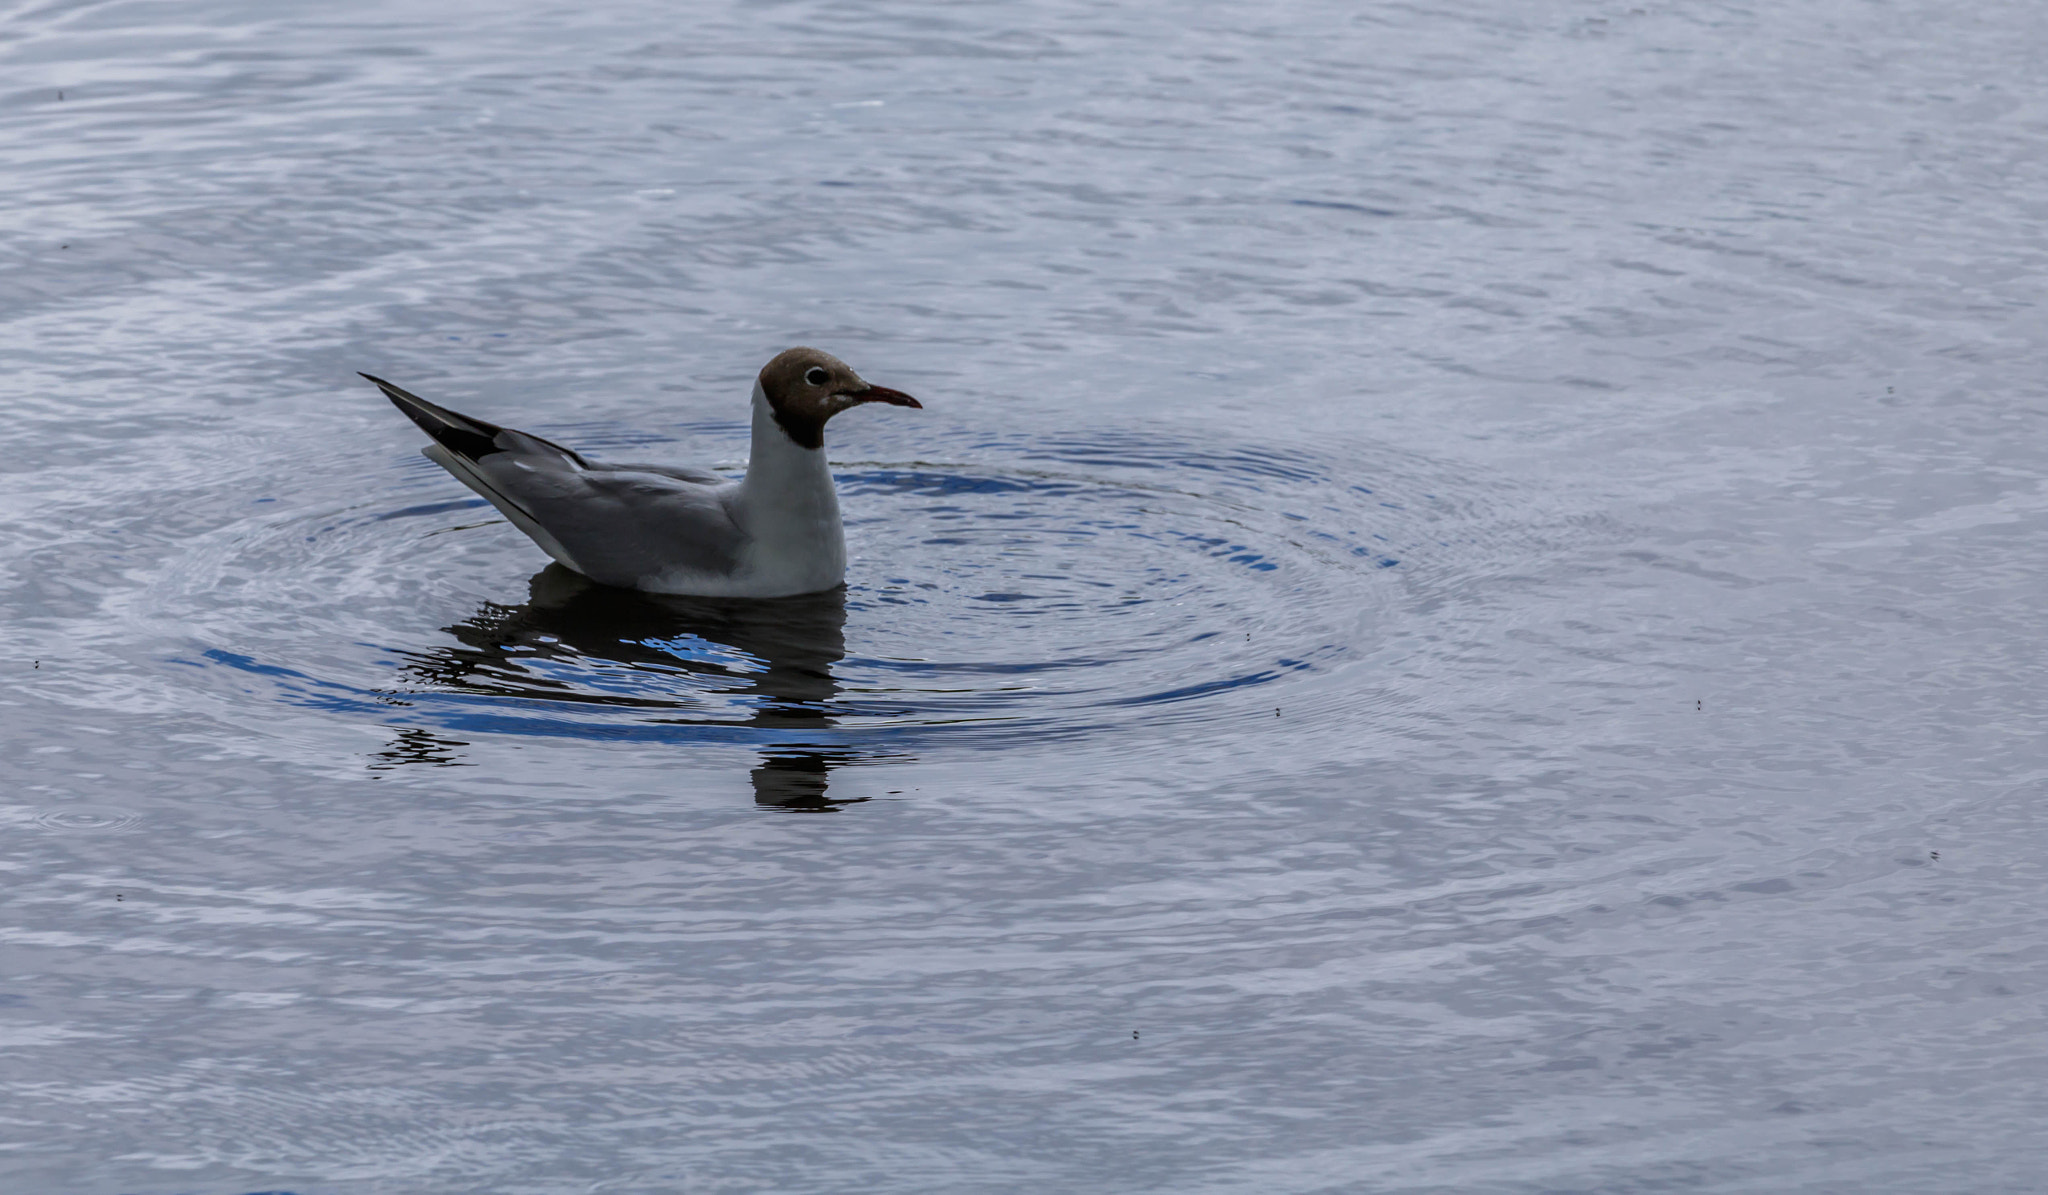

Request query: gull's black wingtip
[
  {"left": 363, "top": 371, "right": 508, "bottom": 461},
  {"left": 359, "top": 371, "right": 410, "bottom": 400},
  {"left": 359, "top": 371, "right": 411, "bottom": 406}
]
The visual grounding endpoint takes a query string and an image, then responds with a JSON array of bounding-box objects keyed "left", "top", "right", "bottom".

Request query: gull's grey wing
[
  {"left": 467, "top": 461, "right": 745, "bottom": 587},
  {"left": 587, "top": 460, "right": 731, "bottom": 487},
  {"left": 366, "top": 373, "right": 745, "bottom": 587}
]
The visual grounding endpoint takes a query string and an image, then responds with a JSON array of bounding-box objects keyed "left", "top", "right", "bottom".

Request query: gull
[{"left": 363, "top": 347, "right": 921, "bottom": 598}]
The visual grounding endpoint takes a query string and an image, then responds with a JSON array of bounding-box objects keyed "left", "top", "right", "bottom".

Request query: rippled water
[
  {"left": 7, "top": 0, "right": 2048, "bottom": 1191},
  {"left": 157, "top": 427, "right": 1436, "bottom": 789}
]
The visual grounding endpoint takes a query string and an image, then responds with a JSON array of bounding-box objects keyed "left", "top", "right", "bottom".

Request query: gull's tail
[
  {"left": 360, "top": 371, "right": 589, "bottom": 572},
  {"left": 359, "top": 372, "right": 589, "bottom": 468}
]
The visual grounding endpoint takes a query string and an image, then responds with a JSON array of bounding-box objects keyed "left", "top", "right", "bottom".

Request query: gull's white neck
[{"left": 732, "top": 381, "right": 846, "bottom": 594}]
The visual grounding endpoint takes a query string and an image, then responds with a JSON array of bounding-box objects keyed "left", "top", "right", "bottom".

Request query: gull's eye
[{"left": 804, "top": 366, "right": 829, "bottom": 387}]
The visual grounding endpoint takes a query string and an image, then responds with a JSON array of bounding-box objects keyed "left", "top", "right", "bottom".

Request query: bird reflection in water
[
  {"left": 387, "top": 564, "right": 877, "bottom": 808},
  {"left": 370, "top": 726, "right": 473, "bottom": 770}
]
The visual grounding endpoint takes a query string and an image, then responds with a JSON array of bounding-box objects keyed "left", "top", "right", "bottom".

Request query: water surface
[{"left": 6, "top": 0, "right": 2048, "bottom": 1191}]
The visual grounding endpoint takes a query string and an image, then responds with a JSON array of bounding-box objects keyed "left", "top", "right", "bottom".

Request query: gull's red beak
[{"left": 844, "top": 384, "right": 922, "bottom": 409}]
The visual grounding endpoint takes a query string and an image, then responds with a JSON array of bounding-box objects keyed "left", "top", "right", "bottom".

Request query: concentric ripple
[
  {"left": 30, "top": 809, "right": 140, "bottom": 832},
  {"left": 128, "top": 424, "right": 1534, "bottom": 800}
]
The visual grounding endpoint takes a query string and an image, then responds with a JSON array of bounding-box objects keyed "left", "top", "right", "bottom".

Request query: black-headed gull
[{"left": 365, "top": 347, "right": 921, "bottom": 597}]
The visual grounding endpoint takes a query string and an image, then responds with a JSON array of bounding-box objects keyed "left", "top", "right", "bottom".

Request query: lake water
[{"left": 6, "top": 0, "right": 2048, "bottom": 1191}]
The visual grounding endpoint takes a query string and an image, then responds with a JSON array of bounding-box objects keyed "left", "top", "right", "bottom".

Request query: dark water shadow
[
  {"left": 370, "top": 726, "right": 472, "bottom": 770},
  {"left": 384, "top": 566, "right": 888, "bottom": 808}
]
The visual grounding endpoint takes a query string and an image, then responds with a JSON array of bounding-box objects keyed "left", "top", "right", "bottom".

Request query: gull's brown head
[{"left": 758, "top": 347, "right": 921, "bottom": 450}]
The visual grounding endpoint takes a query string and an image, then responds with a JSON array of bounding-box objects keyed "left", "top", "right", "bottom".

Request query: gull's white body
[
  {"left": 688, "top": 383, "right": 847, "bottom": 598},
  {"left": 369, "top": 349, "right": 917, "bottom": 598}
]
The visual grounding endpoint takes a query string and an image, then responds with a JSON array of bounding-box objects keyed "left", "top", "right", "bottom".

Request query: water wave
[{"left": 140, "top": 426, "right": 1535, "bottom": 804}]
